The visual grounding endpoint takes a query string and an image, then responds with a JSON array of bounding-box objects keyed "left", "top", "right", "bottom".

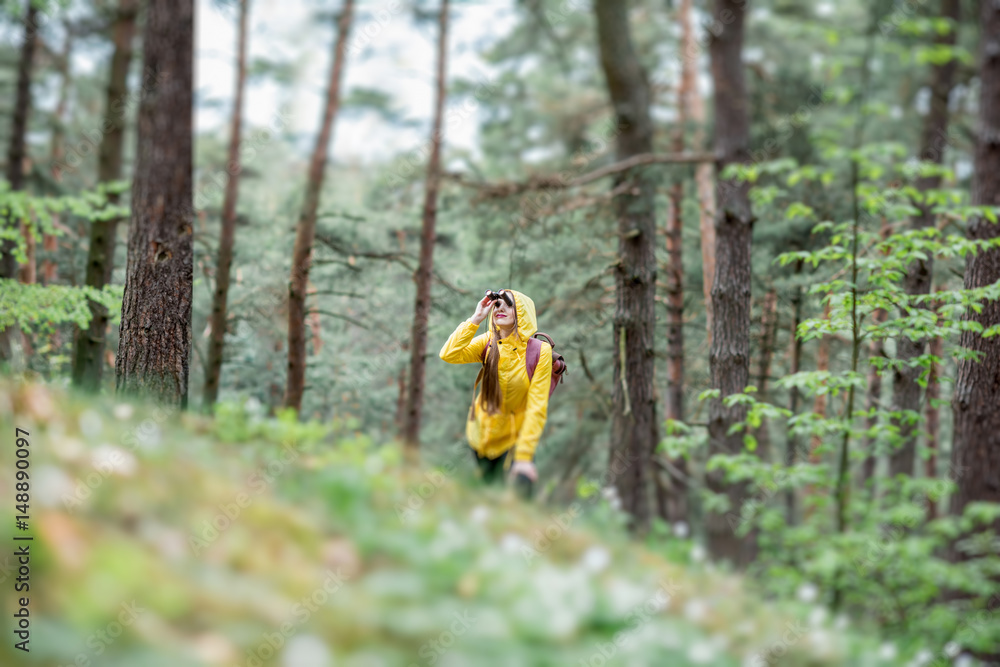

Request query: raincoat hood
[{"left": 490, "top": 289, "right": 537, "bottom": 342}]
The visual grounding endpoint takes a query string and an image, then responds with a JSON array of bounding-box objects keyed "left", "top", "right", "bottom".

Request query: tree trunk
[
  {"left": 706, "top": 0, "right": 756, "bottom": 567},
  {"left": 889, "top": 0, "right": 960, "bottom": 478},
  {"left": 677, "top": 0, "right": 717, "bottom": 347},
  {"left": 925, "top": 295, "right": 942, "bottom": 520},
  {"left": 203, "top": 0, "right": 250, "bottom": 409},
  {"left": 114, "top": 0, "right": 194, "bottom": 406},
  {"left": 802, "top": 300, "right": 832, "bottom": 518},
  {"left": 395, "top": 363, "right": 407, "bottom": 432},
  {"left": 595, "top": 0, "right": 659, "bottom": 534},
  {"left": 662, "top": 187, "right": 686, "bottom": 523},
  {"left": 785, "top": 260, "right": 804, "bottom": 525},
  {"left": 753, "top": 288, "right": 778, "bottom": 460},
  {"left": 400, "top": 0, "right": 449, "bottom": 453},
  {"left": 809, "top": 300, "right": 832, "bottom": 464},
  {"left": 0, "top": 0, "right": 39, "bottom": 360},
  {"left": 71, "top": 0, "right": 138, "bottom": 390},
  {"left": 862, "top": 305, "right": 887, "bottom": 485},
  {"left": 862, "top": 218, "right": 891, "bottom": 488},
  {"left": 284, "top": 0, "right": 354, "bottom": 413},
  {"left": 43, "top": 29, "right": 72, "bottom": 290},
  {"left": 665, "top": 189, "right": 684, "bottom": 424},
  {"left": 951, "top": 0, "right": 1000, "bottom": 533},
  {"left": 660, "top": 0, "right": 693, "bottom": 524}
]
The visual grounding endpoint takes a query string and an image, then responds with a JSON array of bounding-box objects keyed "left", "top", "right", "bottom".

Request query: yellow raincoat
[{"left": 439, "top": 290, "right": 552, "bottom": 462}]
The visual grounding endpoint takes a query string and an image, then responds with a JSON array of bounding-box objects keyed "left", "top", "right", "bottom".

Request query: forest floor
[{"left": 0, "top": 380, "right": 905, "bottom": 666}]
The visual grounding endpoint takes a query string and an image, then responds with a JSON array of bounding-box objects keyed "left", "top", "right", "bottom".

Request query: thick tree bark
[
  {"left": 889, "top": 0, "right": 959, "bottom": 478},
  {"left": 950, "top": 0, "right": 1000, "bottom": 531},
  {"left": 401, "top": 0, "right": 449, "bottom": 453},
  {"left": 284, "top": 0, "right": 354, "bottom": 413},
  {"left": 72, "top": 0, "right": 138, "bottom": 390},
  {"left": 203, "top": 0, "right": 250, "bottom": 409},
  {"left": 706, "top": 0, "right": 756, "bottom": 567},
  {"left": 0, "top": 0, "right": 39, "bottom": 360},
  {"left": 595, "top": 0, "right": 659, "bottom": 533},
  {"left": 114, "top": 0, "right": 194, "bottom": 406}
]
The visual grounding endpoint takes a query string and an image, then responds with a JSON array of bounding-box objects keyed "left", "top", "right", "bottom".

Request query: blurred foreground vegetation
[{"left": 0, "top": 379, "right": 915, "bottom": 667}]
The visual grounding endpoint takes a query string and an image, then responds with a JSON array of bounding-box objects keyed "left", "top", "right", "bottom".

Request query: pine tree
[{"left": 115, "top": 0, "right": 195, "bottom": 405}]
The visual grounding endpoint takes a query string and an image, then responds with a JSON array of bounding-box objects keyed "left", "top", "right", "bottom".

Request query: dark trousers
[{"left": 471, "top": 447, "right": 534, "bottom": 500}]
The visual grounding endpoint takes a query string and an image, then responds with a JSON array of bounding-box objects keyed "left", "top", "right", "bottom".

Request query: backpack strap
[
  {"left": 526, "top": 337, "right": 541, "bottom": 382},
  {"left": 481, "top": 333, "right": 548, "bottom": 382}
]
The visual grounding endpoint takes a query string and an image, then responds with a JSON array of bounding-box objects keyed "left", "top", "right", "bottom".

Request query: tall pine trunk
[
  {"left": 72, "top": 0, "right": 138, "bottom": 390},
  {"left": 785, "top": 260, "right": 804, "bottom": 524},
  {"left": 596, "top": 0, "right": 659, "bottom": 533},
  {"left": 114, "top": 0, "right": 194, "bottom": 406},
  {"left": 861, "top": 218, "right": 891, "bottom": 489},
  {"left": 659, "top": 0, "right": 695, "bottom": 524},
  {"left": 753, "top": 288, "right": 777, "bottom": 460},
  {"left": 862, "top": 305, "right": 887, "bottom": 485},
  {"left": 401, "top": 0, "right": 449, "bottom": 453},
  {"left": 809, "top": 301, "right": 832, "bottom": 464},
  {"left": 665, "top": 187, "right": 684, "bottom": 425},
  {"left": 925, "top": 294, "right": 942, "bottom": 520},
  {"left": 705, "top": 0, "right": 756, "bottom": 567},
  {"left": 203, "top": 0, "right": 250, "bottom": 409},
  {"left": 42, "top": 30, "right": 73, "bottom": 291},
  {"left": 0, "top": 0, "right": 39, "bottom": 360},
  {"left": 950, "top": 0, "right": 1000, "bottom": 531},
  {"left": 284, "top": 0, "right": 354, "bottom": 413},
  {"left": 889, "top": 0, "right": 959, "bottom": 477},
  {"left": 677, "top": 0, "right": 717, "bottom": 346}
]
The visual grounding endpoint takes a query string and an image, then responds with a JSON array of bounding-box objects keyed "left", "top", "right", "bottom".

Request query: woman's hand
[
  {"left": 469, "top": 293, "right": 493, "bottom": 326},
  {"left": 510, "top": 460, "right": 537, "bottom": 482}
]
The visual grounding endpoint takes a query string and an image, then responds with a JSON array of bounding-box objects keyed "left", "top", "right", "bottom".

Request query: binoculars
[{"left": 485, "top": 290, "right": 514, "bottom": 307}]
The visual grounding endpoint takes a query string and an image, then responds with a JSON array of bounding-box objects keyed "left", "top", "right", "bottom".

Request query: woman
[{"left": 439, "top": 289, "right": 553, "bottom": 497}]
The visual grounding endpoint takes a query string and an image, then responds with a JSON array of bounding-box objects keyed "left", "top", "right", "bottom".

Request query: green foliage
[
  {"left": 665, "top": 121, "right": 1000, "bottom": 660},
  {"left": 0, "top": 280, "right": 122, "bottom": 334},
  {"left": 0, "top": 184, "right": 128, "bottom": 372}
]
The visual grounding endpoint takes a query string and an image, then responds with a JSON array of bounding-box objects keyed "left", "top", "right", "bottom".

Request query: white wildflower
[
  {"left": 79, "top": 410, "right": 103, "bottom": 437},
  {"left": 796, "top": 582, "right": 819, "bottom": 603},
  {"left": 113, "top": 403, "right": 134, "bottom": 420},
  {"left": 580, "top": 545, "right": 611, "bottom": 573},
  {"left": 878, "top": 642, "right": 897, "bottom": 661}
]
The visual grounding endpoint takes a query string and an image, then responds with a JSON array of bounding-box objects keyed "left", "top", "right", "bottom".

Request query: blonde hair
[{"left": 480, "top": 293, "right": 518, "bottom": 415}]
